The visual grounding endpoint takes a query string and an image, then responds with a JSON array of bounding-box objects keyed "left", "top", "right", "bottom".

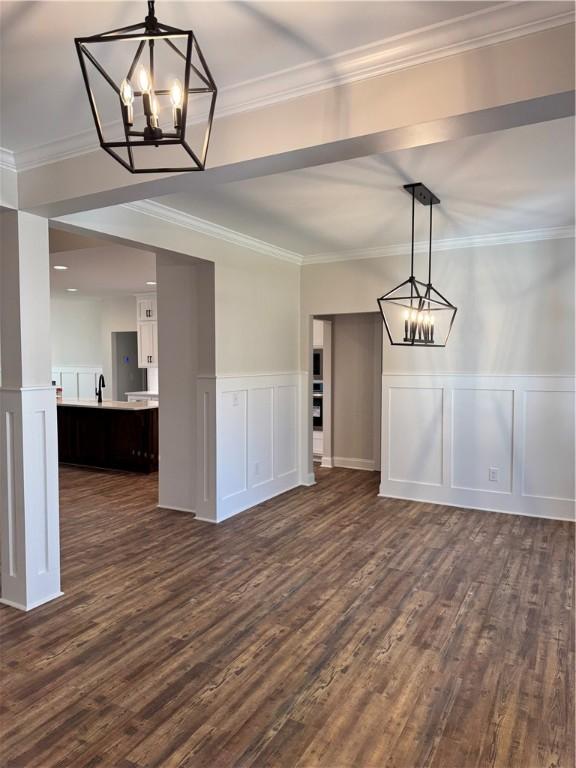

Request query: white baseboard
[
  {"left": 193, "top": 515, "right": 217, "bottom": 524},
  {"left": 157, "top": 503, "right": 196, "bottom": 515},
  {"left": 320, "top": 456, "right": 334, "bottom": 468},
  {"left": 378, "top": 491, "right": 575, "bottom": 523},
  {"left": 334, "top": 456, "right": 377, "bottom": 471},
  {"left": 0, "top": 591, "right": 64, "bottom": 612},
  {"left": 301, "top": 472, "right": 317, "bottom": 486}
]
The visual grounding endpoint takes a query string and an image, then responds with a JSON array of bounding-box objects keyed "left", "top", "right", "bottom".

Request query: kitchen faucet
[{"left": 96, "top": 374, "right": 106, "bottom": 404}]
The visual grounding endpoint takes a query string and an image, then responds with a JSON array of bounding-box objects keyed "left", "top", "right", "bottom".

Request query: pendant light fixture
[
  {"left": 377, "top": 183, "right": 457, "bottom": 347},
  {"left": 75, "top": 0, "right": 217, "bottom": 174}
]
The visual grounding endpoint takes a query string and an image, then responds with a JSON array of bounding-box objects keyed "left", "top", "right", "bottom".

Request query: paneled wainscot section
[
  {"left": 216, "top": 374, "right": 301, "bottom": 521},
  {"left": 380, "top": 375, "right": 575, "bottom": 520}
]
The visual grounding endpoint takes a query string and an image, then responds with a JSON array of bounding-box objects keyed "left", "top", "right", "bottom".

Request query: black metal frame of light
[
  {"left": 75, "top": 0, "right": 217, "bottom": 174},
  {"left": 377, "top": 182, "right": 457, "bottom": 347}
]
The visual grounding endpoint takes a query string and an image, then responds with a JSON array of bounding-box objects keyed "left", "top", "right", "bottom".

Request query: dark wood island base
[{"left": 57, "top": 399, "right": 159, "bottom": 473}]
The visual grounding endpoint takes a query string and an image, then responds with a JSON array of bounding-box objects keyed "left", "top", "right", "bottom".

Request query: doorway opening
[
  {"left": 111, "top": 331, "right": 147, "bottom": 401},
  {"left": 311, "top": 313, "right": 383, "bottom": 481}
]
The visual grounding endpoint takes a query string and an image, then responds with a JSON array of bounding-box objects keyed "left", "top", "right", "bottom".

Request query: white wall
[
  {"left": 157, "top": 253, "right": 216, "bottom": 520},
  {"left": 302, "top": 238, "right": 575, "bottom": 519},
  {"left": 50, "top": 295, "right": 137, "bottom": 399},
  {"left": 332, "top": 313, "right": 382, "bottom": 470},
  {"left": 50, "top": 298, "right": 103, "bottom": 368}
]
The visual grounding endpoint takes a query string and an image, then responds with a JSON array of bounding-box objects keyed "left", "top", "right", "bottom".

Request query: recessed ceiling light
[
  {"left": 53, "top": 265, "right": 68, "bottom": 270},
  {"left": 66, "top": 288, "right": 78, "bottom": 292},
  {"left": 146, "top": 281, "right": 157, "bottom": 286}
]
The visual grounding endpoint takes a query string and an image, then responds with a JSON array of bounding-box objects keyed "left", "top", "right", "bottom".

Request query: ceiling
[
  {"left": 156, "top": 117, "right": 575, "bottom": 258},
  {"left": 0, "top": 1, "right": 503, "bottom": 154},
  {"left": 49, "top": 231, "right": 156, "bottom": 297}
]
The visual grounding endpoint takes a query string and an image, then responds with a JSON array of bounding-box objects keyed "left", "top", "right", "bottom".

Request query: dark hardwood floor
[{"left": 1, "top": 465, "right": 574, "bottom": 768}]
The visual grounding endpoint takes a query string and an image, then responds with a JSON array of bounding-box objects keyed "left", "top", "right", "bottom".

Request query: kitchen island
[{"left": 57, "top": 399, "right": 159, "bottom": 474}]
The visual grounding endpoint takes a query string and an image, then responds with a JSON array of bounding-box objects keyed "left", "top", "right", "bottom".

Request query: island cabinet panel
[{"left": 57, "top": 406, "right": 159, "bottom": 473}]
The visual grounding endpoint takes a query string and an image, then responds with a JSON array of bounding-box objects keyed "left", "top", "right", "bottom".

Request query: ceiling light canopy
[
  {"left": 53, "top": 265, "right": 69, "bottom": 270},
  {"left": 377, "top": 183, "right": 457, "bottom": 347},
  {"left": 75, "top": 0, "right": 217, "bottom": 174}
]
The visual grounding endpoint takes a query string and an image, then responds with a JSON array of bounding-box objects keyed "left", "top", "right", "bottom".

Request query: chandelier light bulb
[
  {"left": 138, "top": 66, "right": 151, "bottom": 93},
  {"left": 150, "top": 97, "right": 160, "bottom": 128},
  {"left": 170, "top": 80, "right": 184, "bottom": 130},
  {"left": 170, "top": 80, "right": 183, "bottom": 108},
  {"left": 120, "top": 79, "right": 134, "bottom": 106},
  {"left": 120, "top": 78, "right": 134, "bottom": 125}
]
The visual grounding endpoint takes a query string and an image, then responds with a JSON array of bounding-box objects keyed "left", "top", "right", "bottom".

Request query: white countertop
[
  {"left": 57, "top": 398, "right": 159, "bottom": 411},
  {"left": 125, "top": 391, "right": 159, "bottom": 397}
]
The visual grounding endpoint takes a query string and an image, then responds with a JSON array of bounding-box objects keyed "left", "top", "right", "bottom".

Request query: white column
[{"left": 0, "top": 210, "right": 61, "bottom": 610}]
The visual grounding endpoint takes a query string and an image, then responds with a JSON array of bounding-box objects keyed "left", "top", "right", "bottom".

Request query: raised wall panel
[
  {"left": 380, "top": 375, "right": 575, "bottom": 521},
  {"left": 59, "top": 372, "right": 77, "bottom": 398},
  {"left": 220, "top": 390, "right": 248, "bottom": 500},
  {"left": 248, "top": 387, "right": 274, "bottom": 487},
  {"left": 216, "top": 375, "right": 301, "bottom": 521},
  {"left": 452, "top": 389, "right": 513, "bottom": 493},
  {"left": 523, "top": 390, "right": 575, "bottom": 500},
  {"left": 77, "top": 372, "right": 97, "bottom": 400},
  {"left": 388, "top": 387, "right": 443, "bottom": 485},
  {"left": 276, "top": 384, "right": 298, "bottom": 478}
]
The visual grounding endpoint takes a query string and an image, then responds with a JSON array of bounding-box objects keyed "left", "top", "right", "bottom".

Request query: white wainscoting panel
[
  {"left": 380, "top": 375, "right": 575, "bottom": 521},
  {"left": 52, "top": 366, "right": 103, "bottom": 400},
  {"left": 216, "top": 374, "right": 302, "bottom": 521},
  {"left": 388, "top": 387, "right": 443, "bottom": 485},
  {"left": 452, "top": 388, "right": 514, "bottom": 494},
  {"left": 0, "top": 387, "right": 62, "bottom": 610},
  {"left": 523, "top": 390, "right": 575, "bottom": 501}
]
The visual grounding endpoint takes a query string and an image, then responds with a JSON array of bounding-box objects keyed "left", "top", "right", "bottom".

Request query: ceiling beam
[{"left": 14, "top": 23, "right": 575, "bottom": 218}]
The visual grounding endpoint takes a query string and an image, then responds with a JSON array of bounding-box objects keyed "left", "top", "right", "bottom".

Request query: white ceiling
[
  {"left": 49, "top": 240, "right": 156, "bottom": 298},
  {"left": 156, "top": 117, "right": 575, "bottom": 258},
  {"left": 0, "top": 1, "right": 503, "bottom": 154}
]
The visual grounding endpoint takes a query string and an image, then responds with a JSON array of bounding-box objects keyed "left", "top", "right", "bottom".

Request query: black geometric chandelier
[
  {"left": 75, "top": 1, "right": 217, "bottom": 174},
  {"left": 377, "top": 183, "right": 457, "bottom": 347}
]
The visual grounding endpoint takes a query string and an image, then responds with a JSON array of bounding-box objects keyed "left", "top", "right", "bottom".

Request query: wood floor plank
[{"left": 0, "top": 465, "right": 573, "bottom": 767}]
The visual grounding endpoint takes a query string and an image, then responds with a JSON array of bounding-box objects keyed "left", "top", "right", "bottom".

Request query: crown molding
[
  {"left": 5, "top": 2, "right": 574, "bottom": 172},
  {"left": 0, "top": 148, "right": 16, "bottom": 172},
  {"left": 304, "top": 226, "right": 576, "bottom": 265},
  {"left": 123, "top": 200, "right": 573, "bottom": 267},
  {"left": 123, "top": 200, "right": 304, "bottom": 265}
]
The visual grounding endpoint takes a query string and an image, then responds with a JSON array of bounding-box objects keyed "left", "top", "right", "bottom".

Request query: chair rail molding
[{"left": 380, "top": 373, "right": 575, "bottom": 521}]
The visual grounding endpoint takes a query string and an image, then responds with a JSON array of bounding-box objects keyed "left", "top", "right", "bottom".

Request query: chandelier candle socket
[
  {"left": 75, "top": 0, "right": 217, "bottom": 173},
  {"left": 377, "top": 183, "right": 457, "bottom": 347}
]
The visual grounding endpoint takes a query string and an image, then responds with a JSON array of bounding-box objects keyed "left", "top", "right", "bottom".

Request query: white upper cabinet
[
  {"left": 137, "top": 295, "right": 157, "bottom": 322},
  {"left": 136, "top": 294, "right": 158, "bottom": 368}
]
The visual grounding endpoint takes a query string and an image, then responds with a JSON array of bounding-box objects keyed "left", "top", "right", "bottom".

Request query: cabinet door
[
  {"left": 138, "top": 321, "right": 158, "bottom": 367},
  {"left": 137, "top": 296, "right": 157, "bottom": 322},
  {"left": 138, "top": 322, "right": 154, "bottom": 367}
]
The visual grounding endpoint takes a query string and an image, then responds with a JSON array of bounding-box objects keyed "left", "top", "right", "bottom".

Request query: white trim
[
  {"left": 333, "top": 457, "right": 377, "bottom": 471},
  {"left": 301, "top": 473, "right": 317, "bottom": 486},
  {"left": 156, "top": 503, "right": 196, "bottom": 515},
  {"left": 122, "top": 201, "right": 574, "bottom": 270},
  {"left": 3, "top": 3, "right": 573, "bottom": 172},
  {"left": 320, "top": 456, "right": 334, "bottom": 469},
  {"left": 123, "top": 201, "right": 303, "bottom": 266},
  {"left": 305, "top": 227, "right": 575, "bottom": 265},
  {"left": 0, "top": 148, "right": 16, "bottom": 172},
  {"left": 0, "top": 591, "right": 64, "bottom": 612},
  {"left": 193, "top": 515, "right": 217, "bottom": 524},
  {"left": 377, "top": 492, "right": 573, "bottom": 524}
]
